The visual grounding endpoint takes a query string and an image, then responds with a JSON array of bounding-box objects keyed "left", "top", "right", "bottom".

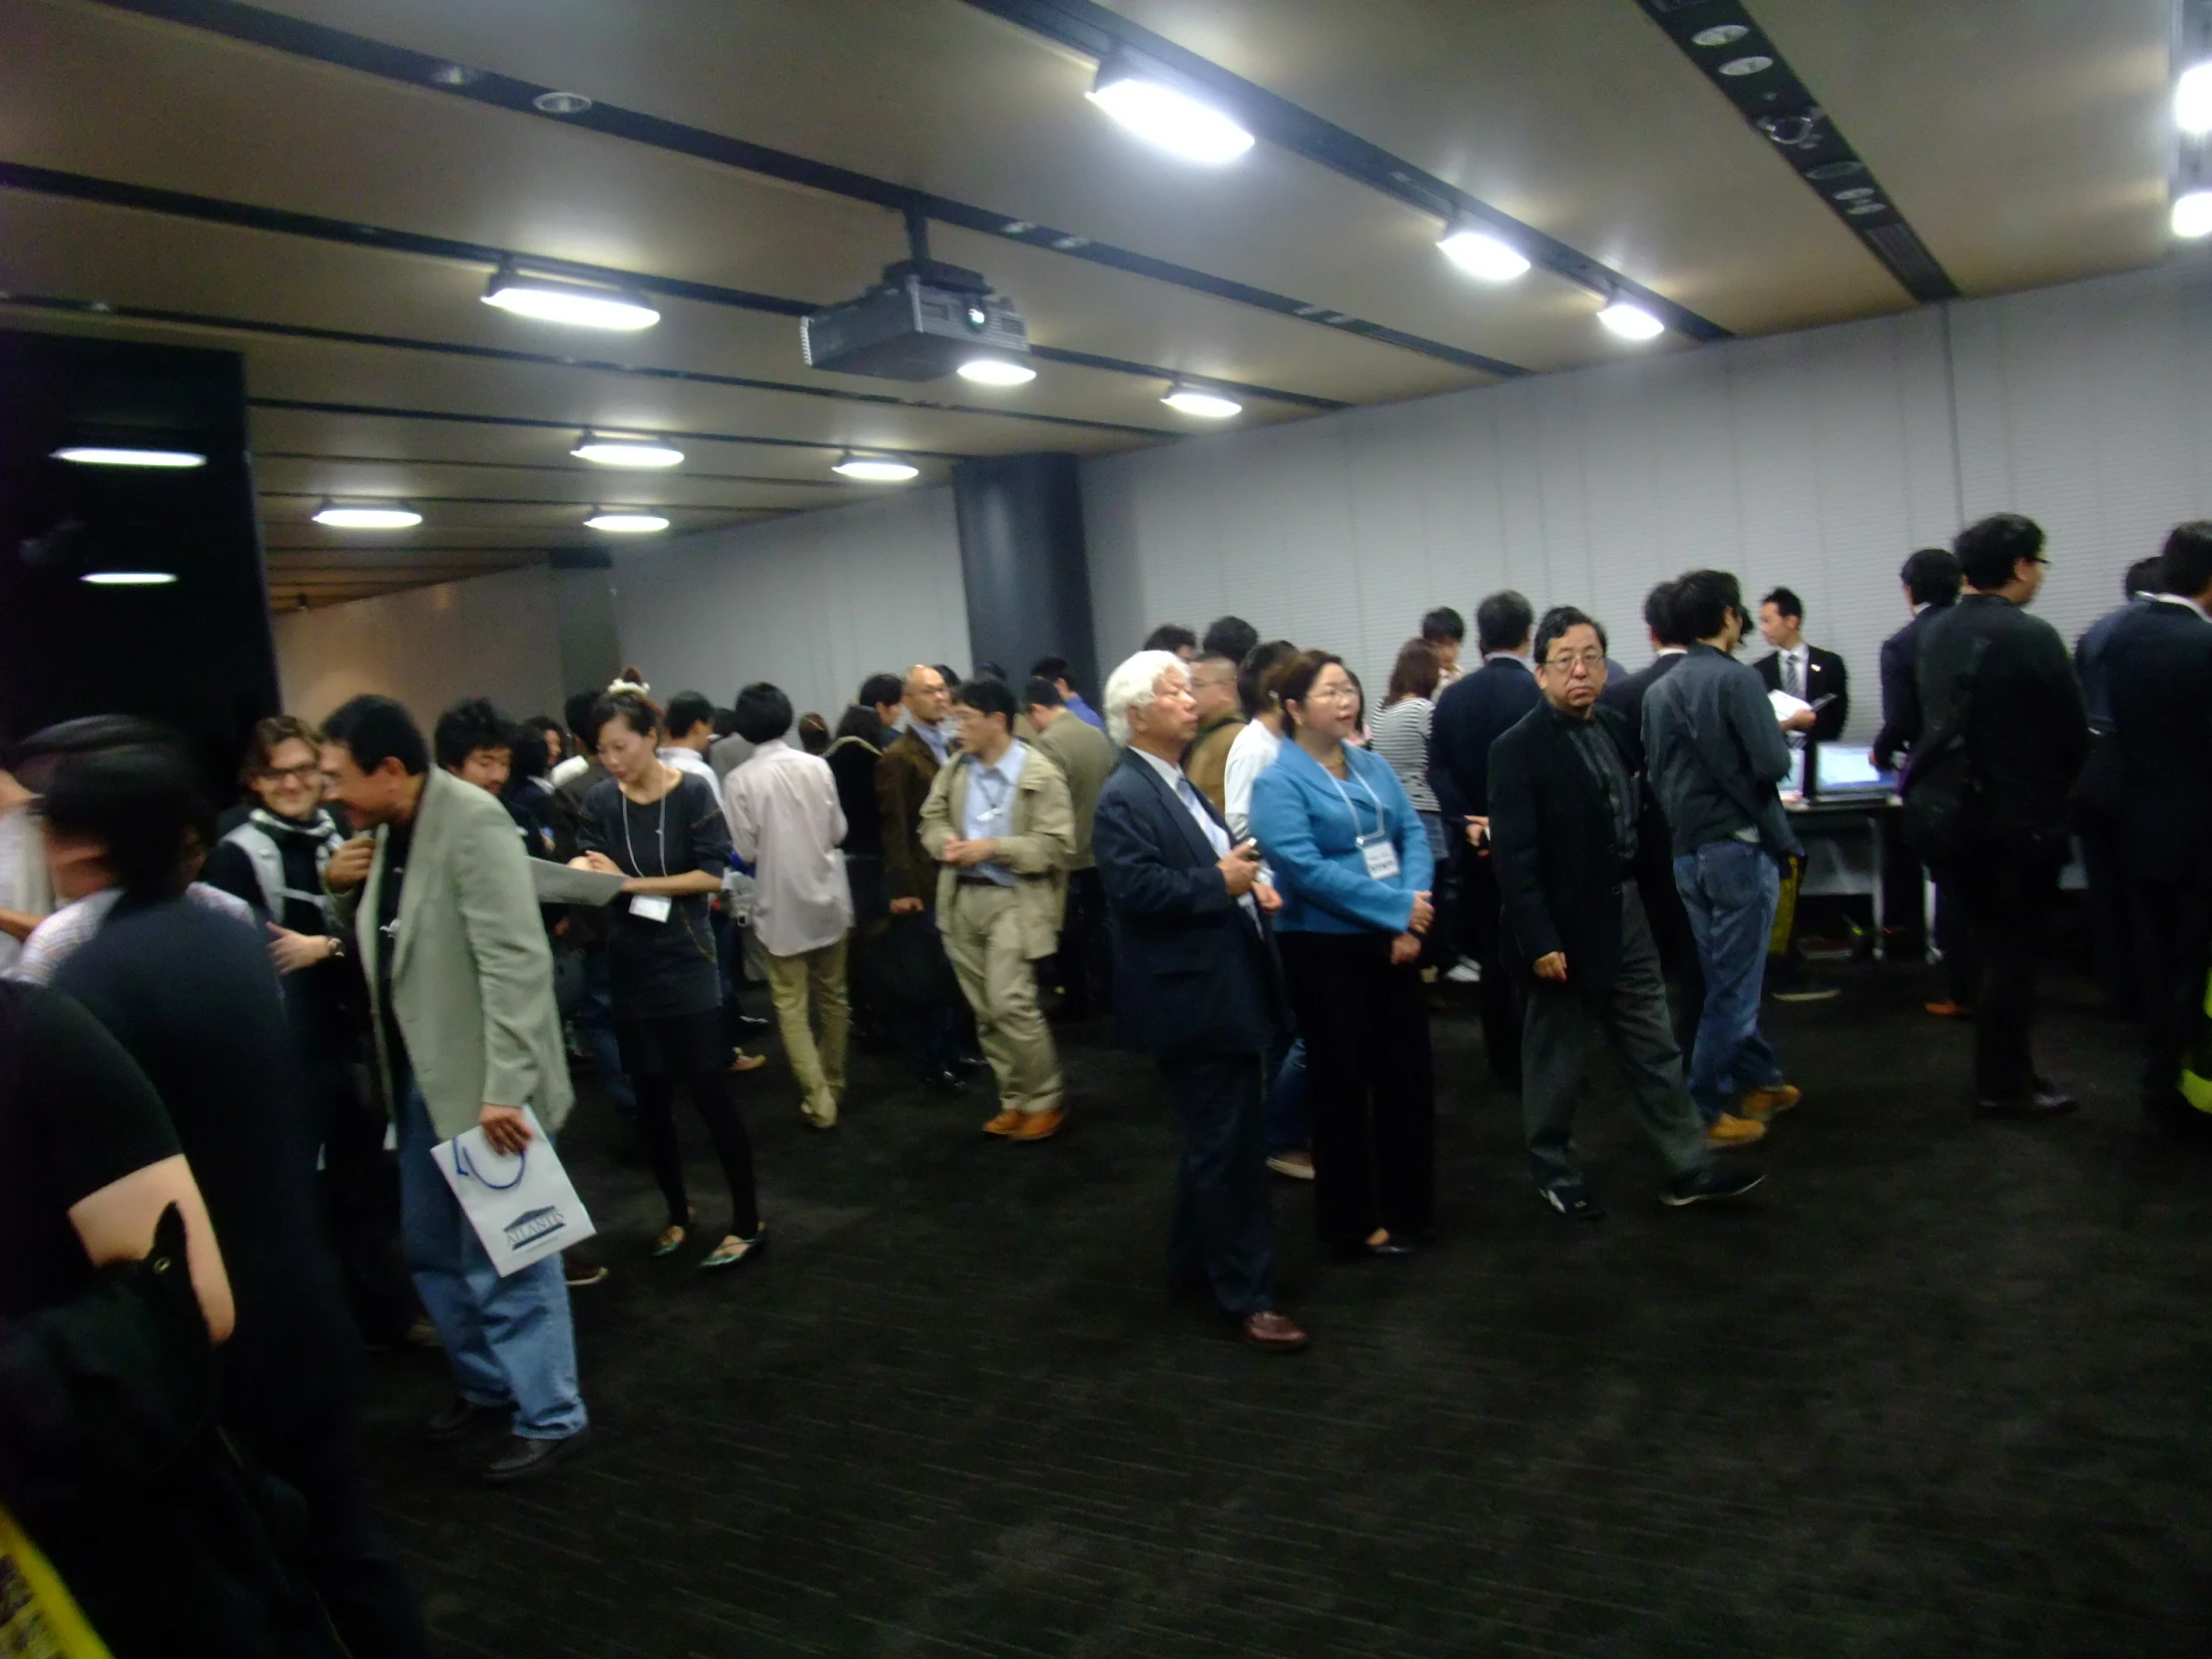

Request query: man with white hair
[{"left": 1090, "top": 650, "right": 1310, "bottom": 1353}]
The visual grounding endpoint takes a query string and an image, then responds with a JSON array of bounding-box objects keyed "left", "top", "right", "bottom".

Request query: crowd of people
[{"left": 3, "top": 509, "right": 2208, "bottom": 1655}]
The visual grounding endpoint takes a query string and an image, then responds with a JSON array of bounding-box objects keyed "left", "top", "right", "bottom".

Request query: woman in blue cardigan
[{"left": 1249, "top": 650, "right": 1437, "bottom": 1258}]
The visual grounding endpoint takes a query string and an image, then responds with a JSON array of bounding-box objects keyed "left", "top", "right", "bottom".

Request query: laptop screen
[{"left": 1814, "top": 743, "right": 1889, "bottom": 794}]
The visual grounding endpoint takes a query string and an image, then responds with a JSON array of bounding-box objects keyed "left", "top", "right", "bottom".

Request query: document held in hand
[
  {"left": 529, "top": 860, "right": 630, "bottom": 905},
  {"left": 434, "top": 1107, "right": 597, "bottom": 1276}
]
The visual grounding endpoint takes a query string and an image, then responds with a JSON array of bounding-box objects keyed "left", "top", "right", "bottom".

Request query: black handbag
[{"left": 1901, "top": 636, "right": 1991, "bottom": 867}]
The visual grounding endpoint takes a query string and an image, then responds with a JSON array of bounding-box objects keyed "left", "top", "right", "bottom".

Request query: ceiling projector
[{"left": 802, "top": 238, "right": 1030, "bottom": 382}]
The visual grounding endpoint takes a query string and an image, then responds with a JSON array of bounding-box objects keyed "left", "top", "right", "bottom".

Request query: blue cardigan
[{"left": 1249, "top": 740, "right": 1435, "bottom": 935}]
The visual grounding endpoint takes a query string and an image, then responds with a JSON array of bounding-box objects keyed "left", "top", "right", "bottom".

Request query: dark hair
[
  {"left": 1420, "top": 606, "right": 1466, "bottom": 645},
  {"left": 509, "top": 717, "right": 557, "bottom": 786},
  {"left": 1202, "top": 615, "right": 1259, "bottom": 665},
  {"left": 798, "top": 713, "right": 830, "bottom": 755},
  {"left": 1475, "top": 590, "right": 1534, "bottom": 656},
  {"left": 1384, "top": 638, "right": 1441, "bottom": 705},
  {"left": 1275, "top": 649, "right": 1347, "bottom": 737},
  {"left": 2160, "top": 522, "right": 2212, "bottom": 598},
  {"left": 585, "top": 689, "right": 661, "bottom": 752},
  {"left": 1021, "top": 676, "right": 1065, "bottom": 712},
  {"left": 1900, "top": 548, "right": 1962, "bottom": 609},
  {"left": 732, "top": 682, "right": 794, "bottom": 745},
  {"left": 1028, "top": 654, "right": 1071, "bottom": 685},
  {"left": 323, "top": 696, "right": 428, "bottom": 777},
  {"left": 951, "top": 675, "right": 1017, "bottom": 727},
  {"left": 1142, "top": 622, "right": 1198, "bottom": 656},
  {"left": 665, "top": 691, "right": 715, "bottom": 739},
  {"left": 2124, "top": 554, "right": 2167, "bottom": 597},
  {"left": 857, "top": 672, "right": 905, "bottom": 711},
  {"left": 42, "top": 739, "right": 212, "bottom": 899},
  {"left": 968, "top": 663, "right": 1006, "bottom": 686},
  {"left": 1238, "top": 639, "right": 1301, "bottom": 719},
  {"left": 833, "top": 704, "right": 883, "bottom": 744},
  {"left": 1534, "top": 605, "right": 1609, "bottom": 664},
  {"left": 1761, "top": 586, "right": 1804, "bottom": 623},
  {"left": 1953, "top": 512, "right": 2045, "bottom": 591},
  {"left": 1672, "top": 570, "right": 1746, "bottom": 643},
  {"left": 1643, "top": 581, "right": 1690, "bottom": 647},
  {"left": 240, "top": 715, "right": 320, "bottom": 785},
  {"left": 433, "top": 698, "right": 511, "bottom": 772},
  {"left": 562, "top": 690, "right": 598, "bottom": 738},
  {"left": 931, "top": 664, "right": 961, "bottom": 694}
]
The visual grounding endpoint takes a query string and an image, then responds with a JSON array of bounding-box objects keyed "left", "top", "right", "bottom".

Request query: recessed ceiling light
[
  {"left": 571, "top": 433, "right": 684, "bottom": 468},
  {"left": 2179, "top": 63, "right": 2212, "bottom": 135},
  {"left": 1691, "top": 24, "right": 1749, "bottom": 48},
  {"left": 1086, "top": 56, "right": 1255, "bottom": 166},
  {"left": 313, "top": 500, "right": 423, "bottom": 529},
  {"left": 1597, "top": 300, "right": 1665, "bottom": 341},
  {"left": 832, "top": 452, "right": 920, "bottom": 483},
  {"left": 51, "top": 444, "right": 207, "bottom": 468},
  {"left": 1844, "top": 200, "right": 1889, "bottom": 217},
  {"left": 427, "top": 63, "right": 481, "bottom": 87},
  {"left": 2173, "top": 190, "right": 2212, "bottom": 239},
  {"left": 1161, "top": 383, "right": 1242, "bottom": 419},
  {"left": 81, "top": 570, "right": 178, "bottom": 586},
  {"left": 956, "top": 356, "right": 1038, "bottom": 386},
  {"left": 584, "top": 510, "right": 669, "bottom": 533},
  {"left": 1718, "top": 55, "right": 1774, "bottom": 77},
  {"left": 482, "top": 266, "right": 659, "bottom": 331},
  {"left": 532, "top": 90, "right": 592, "bottom": 116},
  {"left": 1436, "top": 226, "right": 1532, "bottom": 282},
  {"left": 1806, "top": 160, "right": 1866, "bottom": 181}
]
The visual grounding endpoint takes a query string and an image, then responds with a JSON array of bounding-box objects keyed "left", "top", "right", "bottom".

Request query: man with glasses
[
  {"left": 1181, "top": 651, "right": 1247, "bottom": 817},
  {"left": 1490, "top": 608, "right": 1765, "bottom": 1217}
]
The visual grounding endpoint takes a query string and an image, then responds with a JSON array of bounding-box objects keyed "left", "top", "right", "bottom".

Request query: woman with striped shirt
[{"left": 1368, "top": 638, "right": 1446, "bottom": 863}]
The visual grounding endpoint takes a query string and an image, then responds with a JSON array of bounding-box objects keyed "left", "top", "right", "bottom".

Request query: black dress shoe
[
  {"left": 423, "top": 1396, "right": 506, "bottom": 1442},
  {"left": 949, "top": 1052, "right": 988, "bottom": 1076},
  {"left": 481, "top": 1429, "right": 586, "bottom": 1485},
  {"left": 915, "top": 1067, "right": 967, "bottom": 1096},
  {"left": 1239, "top": 1310, "right": 1311, "bottom": 1353},
  {"left": 734, "top": 1012, "right": 772, "bottom": 1031},
  {"left": 1975, "top": 1093, "right": 2079, "bottom": 1118}
]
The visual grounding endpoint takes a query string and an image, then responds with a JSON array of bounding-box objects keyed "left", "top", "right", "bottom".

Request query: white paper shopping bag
[{"left": 433, "top": 1108, "right": 597, "bottom": 1276}]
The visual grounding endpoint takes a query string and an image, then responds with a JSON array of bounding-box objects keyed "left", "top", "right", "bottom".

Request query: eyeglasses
[
  {"left": 258, "top": 764, "right": 322, "bottom": 785},
  {"left": 1542, "top": 649, "right": 1606, "bottom": 673}
]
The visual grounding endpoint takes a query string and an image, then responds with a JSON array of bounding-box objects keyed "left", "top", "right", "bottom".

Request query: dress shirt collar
[
  {"left": 1654, "top": 646, "right": 1688, "bottom": 658},
  {"left": 966, "top": 739, "right": 1027, "bottom": 784},
  {"left": 1131, "top": 746, "right": 1187, "bottom": 793},
  {"left": 908, "top": 717, "right": 950, "bottom": 764},
  {"left": 1485, "top": 650, "right": 1533, "bottom": 671},
  {"left": 2153, "top": 592, "right": 2212, "bottom": 624}
]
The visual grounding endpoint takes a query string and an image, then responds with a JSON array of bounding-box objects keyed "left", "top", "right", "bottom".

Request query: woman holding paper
[{"left": 573, "top": 691, "right": 764, "bottom": 1270}]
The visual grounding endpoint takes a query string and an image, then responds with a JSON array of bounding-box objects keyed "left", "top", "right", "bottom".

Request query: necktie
[{"left": 1785, "top": 653, "right": 1802, "bottom": 698}]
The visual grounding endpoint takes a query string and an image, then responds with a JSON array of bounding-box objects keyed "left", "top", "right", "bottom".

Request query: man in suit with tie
[
  {"left": 1428, "top": 589, "right": 1541, "bottom": 1086},
  {"left": 1755, "top": 588, "right": 1849, "bottom": 744},
  {"left": 2105, "top": 523, "right": 2212, "bottom": 1133},
  {"left": 1092, "top": 649, "right": 1309, "bottom": 1353}
]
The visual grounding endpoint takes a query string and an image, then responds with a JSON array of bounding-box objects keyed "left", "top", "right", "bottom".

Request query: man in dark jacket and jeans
[
  {"left": 1642, "top": 570, "right": 1815, "bottom": 1148},
  {"left": 1920, "top": 514, "right": 2091, "bottom": 1115}
]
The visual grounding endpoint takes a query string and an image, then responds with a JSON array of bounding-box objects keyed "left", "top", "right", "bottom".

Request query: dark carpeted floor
[{"left": 358, "top": 960, "right": 2212, "bottom": 1658}]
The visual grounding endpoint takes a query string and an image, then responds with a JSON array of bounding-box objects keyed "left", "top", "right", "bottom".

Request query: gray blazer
[{"left": 332, "top": 767, "right": 574, "bottom": 1141}]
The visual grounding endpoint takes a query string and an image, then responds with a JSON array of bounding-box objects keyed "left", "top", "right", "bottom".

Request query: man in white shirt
[
  {"left": 0, "top": 743, "right": 49, "bottom": 974},
  {"left": 659, "top": 690, "right": 723, "bottom": 789},
  {"left": 724, "top": 683, "right": 854, "bottom": 1129}
]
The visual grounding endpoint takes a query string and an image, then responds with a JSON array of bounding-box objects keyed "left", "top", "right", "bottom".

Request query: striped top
[{"left": 1368, "top": 696, "right": 1438, "bottom": 815}]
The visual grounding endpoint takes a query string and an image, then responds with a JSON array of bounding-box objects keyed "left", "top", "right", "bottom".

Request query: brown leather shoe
[
  {"left": 1740, "top": 1084, "right": 1802, "bottom": 1121},
  {"left": 1925, "top": 999, "right": 1973, "bottom": 1019},
  {"left": 1005, "top": 1107, "right": 1066, "bottom": 1142},
  {"left": 981, "top": 1109, "right": 1024, "bottom": 1136},
  {"left": 1705, "top": 1112, "right": 1768, "bottom": 1149},
  {"left": 1240, "top": 1310, "right": 1310, "bottom": 1353}
]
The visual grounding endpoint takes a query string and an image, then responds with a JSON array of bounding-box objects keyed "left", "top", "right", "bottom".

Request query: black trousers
[
  {"left": 264, "top": 1424, "right": 433, "bottom": 1659},
  {"left": 1278, "top": 931, "right": 1435, "bottom": 1249},
  {"left": 1952, "top": 831, "right": 2067, "bottom": 1102},
  {"left": 2130, "top": 866, "right": 2212, "bottom": 1118},
  {"left": 1161, "top": 1049, "right": 1277, "bottom": 1317},
  {"left": 2080, "top": 814, "right": 2141, "bottom": 1016},
  {"left": 1051, "top": 866, "right": 1111, "bottom": 1018},
  {"left": 306, "top": 1055, "right": 415, "bottom": 1346},
  {"left": 1458, "top": 853, "right": 1522, "bottom": 1087},
  {"left": 1639, "top": 856, "right": 1705, "bottom": 1055}
]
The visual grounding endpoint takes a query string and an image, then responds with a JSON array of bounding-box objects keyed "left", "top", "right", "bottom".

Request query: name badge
[
  {"left": 630, "top": 894, "right": 673, "bottom": 922},
  {"left": 1362, "top": 838, "right": 1400, "bottom": 881}
]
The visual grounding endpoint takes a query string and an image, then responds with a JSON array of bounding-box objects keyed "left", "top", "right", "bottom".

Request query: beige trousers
[
  {"left": 940, "top": 883, "right": 1062, "bottom": 1116},
  {"left": 763, "top": 933, "right": 850, "bottom": 1123}
]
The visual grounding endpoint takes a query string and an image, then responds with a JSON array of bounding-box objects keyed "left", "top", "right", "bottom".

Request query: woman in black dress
[{"left": 572, "top": 690, "right": 764, "bottom": 1269}]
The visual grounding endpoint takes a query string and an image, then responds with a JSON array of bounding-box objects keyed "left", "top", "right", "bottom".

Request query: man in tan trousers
[{"left": 919, "top": 675, "right": 1075, "bottom": 1140}]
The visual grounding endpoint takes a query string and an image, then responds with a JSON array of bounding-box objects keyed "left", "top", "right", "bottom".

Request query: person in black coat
[
  {"left": 1489, "top": 608, "right": 1763, "bottom": 1217},
  {"left": 1427, "top": 588, "right": 1541, "bottom": 1085},
  {"left": 1091, "top": 650, "right": 1308, "bottom": 1354},
  {"left": 2072, "top": 554, "right": 2168, "bottom": 1018},
  {"left": 2105, "top": 522, "right": 2212, "bottom": 1129},
  {"left": 1754, "top": 586, "right": 1849, "bottom": 743}
]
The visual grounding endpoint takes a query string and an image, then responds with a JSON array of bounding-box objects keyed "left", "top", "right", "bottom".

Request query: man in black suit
[
  {"left": 1091, "top": 649, "right": 1309, "bottom": 1353},
  {"left": 1428, "top": 588, "right": 1541, "bottom": 1086},
  {"left": 1490, "top": 607, "right": 1763, "bottom": 1218},
  {"left": 2073, "top": 554, "right": 2168, "bottom": 1019},
  {"left": 1755, "top": 587, "right": 1849, "bottom": 744},
  {"left": 2105, "top": 523, "right": 2212, "bottom": 1131}
]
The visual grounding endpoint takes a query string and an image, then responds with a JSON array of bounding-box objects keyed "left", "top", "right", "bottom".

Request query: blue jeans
[
  {"left": 1263, "top": 1036, "right": 1311, "bottom": 1152},
  {"left": 396, "top": 1081, "right": 587, "bottom": 1440},
  {"left": 1673, "top": 841, "right": 1786, "bottom": 1124},
  {"left": 577, "top": 945, "right": 635, "bottom": 1117}
]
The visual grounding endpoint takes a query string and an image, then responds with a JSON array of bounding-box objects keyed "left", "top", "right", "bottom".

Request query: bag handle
[{"left": 450, "top": 1138, "right": 528, "bottom": 1191}]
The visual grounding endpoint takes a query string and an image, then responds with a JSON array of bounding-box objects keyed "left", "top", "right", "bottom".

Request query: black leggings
[{"left": 634, "top": 1070, "right": 760, "bottom": 1240}]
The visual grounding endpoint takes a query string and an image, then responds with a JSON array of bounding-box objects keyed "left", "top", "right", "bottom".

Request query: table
[{"left": 1782, "top": 795, "right": 1897, "bottom": 961}]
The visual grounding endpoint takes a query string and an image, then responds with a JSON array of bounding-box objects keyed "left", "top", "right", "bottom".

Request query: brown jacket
[
  {"left": 875, "top": 730, "right": 943, "bottom": 907},
  {"left": 1184, "top": 715, "right": 1246, "bottom": 817}
]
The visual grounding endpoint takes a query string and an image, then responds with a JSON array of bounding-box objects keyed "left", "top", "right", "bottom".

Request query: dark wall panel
[{"left": 951, "top": 452, "right": 1097, "bottom": 703}]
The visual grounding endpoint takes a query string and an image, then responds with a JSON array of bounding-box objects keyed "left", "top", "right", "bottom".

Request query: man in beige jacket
[{"left": 919, "top": 676, "right": 1075, "bottom": 1140}]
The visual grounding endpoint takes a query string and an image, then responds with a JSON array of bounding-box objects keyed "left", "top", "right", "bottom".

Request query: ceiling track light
[
  {"left": 1597, "top": 298, "right": 1665, "bottom": 341},
  {"left": 832, "top": 452, "right": 921, "bottom": 482},
  {"left": 1161, "top": 380, "right": 1242, "bottom": 419},
  {"left": 481, "top": 261, "right": 660, "bottom": 330},
  {"left": 584, "top": 508, "right": 670, "bottom": 533},
  {"left": 955, "top": 356, "right": 1037, "bottom": 386},
  {"left": 571, "top": 431, "right": 685, "bottom": 468},
  {"left": 1085, "top": 49, "right": 1256, "bottom": 166},
  {"left": 81, "top": 570, "right": 178, "bottom": 586},
  {"left": 51, "top": 444, "right": 207, "bottom": 468},
  {"left": 1436, "top": 224, "right": 1532, "bottom": 282},
  {"left": 313, "top": 498, "right": 423, "bottom": 529}
]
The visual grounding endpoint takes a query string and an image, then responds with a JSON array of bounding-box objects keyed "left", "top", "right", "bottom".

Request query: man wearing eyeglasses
[{"left": 1489, "top": 608, "right": 1765, "bottom": 1219}]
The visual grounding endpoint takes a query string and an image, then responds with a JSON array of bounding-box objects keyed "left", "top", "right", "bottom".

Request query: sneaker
[
  {"left": 1704, "top": 1112, "right": 1767, "bottom": 1149},
  {"left": 1539, "top": 1179, "right": 1605, "bottom": 1220},
  {"left": 1662, "top": 1165, "right": 1766, "bottom": 1207},
  {"left": 561, "top": 1250, "right": 610, "bottom": 1289},
  {"left": 1445, "top": 960, "right": 1482, "bottom": 984},
  {"left": 1740, "top": 1084, "right": 1802, "bottom": 1122},
  {"left": 1266, "top": 1149, "right": 1316, "bottom": 1181},
  {"left": 1771, "top": 982, "right": 1841, "bottom": 1003}
]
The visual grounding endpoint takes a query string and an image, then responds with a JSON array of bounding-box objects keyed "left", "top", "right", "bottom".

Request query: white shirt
[
  {"left": 1486, "top": 651, "right": 1533, "bottom": 672},
  {"left": 550, "top": 754, "right": 590, "bottom": 788},
  {"left": 1131, "top": 748, "right": 1258, "bottom": 924},
  {"left": 8, "top": 882, "right": 255, "bottom": 986},
  {"left": 722, "top": 738, "right": 852, "bottom": 957},
  {"left": 0, "top": 805, "right": 49, "bottom": 975},
  {"left": 2153, "top": 592, "right": 2212, "bottom": 624},
  {"left": 1774, "top": 641, "right": 1812, "bottom": 697},
  {"left": 1222, "top": 720, "right": 1283, "bottom": 842}
]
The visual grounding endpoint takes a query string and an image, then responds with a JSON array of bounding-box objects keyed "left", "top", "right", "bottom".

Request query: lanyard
[
  {"left": 1326, "top": 763, "right": 1385, "bottom": 846},
  {"left": 621, "top": 776, "right": 671, "bottom": 877},
  {"left": 971, "top": 766, "right": 1011, "bottom": 823}
]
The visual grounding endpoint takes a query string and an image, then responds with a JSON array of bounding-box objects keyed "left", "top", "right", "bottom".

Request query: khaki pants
[
  {"left": 941, "top": 883, "right": 1061, "bottom": 1116},
  {"left": 763, "top": 933, "right": 850, "bottom": 1124}
]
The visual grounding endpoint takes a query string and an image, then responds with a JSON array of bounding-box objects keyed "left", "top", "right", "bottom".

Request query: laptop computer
[{"left": 1811, "top": 743, "right": 1895, "bottom": 800}]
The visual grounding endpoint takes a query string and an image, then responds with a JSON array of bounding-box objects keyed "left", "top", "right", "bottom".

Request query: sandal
[
  {"left": 700, "top": 1229, "right": 767, "bottom": 1271},
  {"left": 729, "top": 1051, "right": 768, "bottom": 1074},
  {"left": 652, "top": 1207, "right": 698, "bottom": 1259}
]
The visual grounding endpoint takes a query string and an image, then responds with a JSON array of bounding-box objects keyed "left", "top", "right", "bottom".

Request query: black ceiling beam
[
  {"left": 1630, "top": 1, "right": 1958, "bottom": 303},
  {"left": 0, "top": 161, "right": 1346, "bottom": 412},
  {"left": 259, "top": 493, "right": 765, "bottom": 511},
  {"left": 252, "top": 450, "right": 850, "bottom": 488},
  {"left": 92, "top": 0, "right": 1524, "bottom": 377},
  {"left": 960, "top": 0, "right": 1731, "bottom": 342}
]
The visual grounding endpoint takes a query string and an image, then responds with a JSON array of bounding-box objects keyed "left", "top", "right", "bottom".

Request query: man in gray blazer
[{"left": 320, "top": 696, "right": 587, "bottom": 1484}]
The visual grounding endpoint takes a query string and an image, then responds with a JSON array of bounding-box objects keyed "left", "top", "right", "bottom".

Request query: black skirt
[{"left": 614, "top": 1008, "right": 727, "bottom": 1078}]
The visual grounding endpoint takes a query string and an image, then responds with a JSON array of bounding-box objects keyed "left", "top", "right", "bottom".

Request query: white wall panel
[{"left": 608, "top": 485, "right": 968, "bottom": 723}]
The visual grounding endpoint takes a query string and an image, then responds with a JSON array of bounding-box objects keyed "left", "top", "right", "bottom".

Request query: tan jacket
[
  {"left": 1184, "top": 715, "right": 1246, "bottom": 817},
  {"left": 917, "top": 743, "right": 1074, "bottom": 959},
  {"left": 1031, "top": 713, "right": 1115, "bottom": 870}
]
